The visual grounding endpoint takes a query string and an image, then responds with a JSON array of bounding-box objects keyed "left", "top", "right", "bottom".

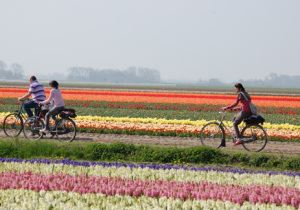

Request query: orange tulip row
[{"left": 1, "top": 88, "right": 300, "bottom": 108}]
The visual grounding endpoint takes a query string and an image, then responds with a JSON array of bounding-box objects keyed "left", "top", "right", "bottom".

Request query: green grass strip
[{"left": 0, "top": 139, "right": 299, "bottom": 171}]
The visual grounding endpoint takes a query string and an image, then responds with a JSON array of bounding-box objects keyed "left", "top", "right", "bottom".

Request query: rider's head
[
  {"left": 49, "top": 80, "right": 59, "bottom": 89},
  {"left": 30, "top": 76, "right": 37, "bottom": 83},
  {"left": 234, "top": 83, "right": 245, "bottom": 92}
]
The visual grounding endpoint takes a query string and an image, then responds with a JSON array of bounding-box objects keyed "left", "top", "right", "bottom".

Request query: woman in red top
[{"left": 223, "top": 83, "right": 252, "bottom": 145}]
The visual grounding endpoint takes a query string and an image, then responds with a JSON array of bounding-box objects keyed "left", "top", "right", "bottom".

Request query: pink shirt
[
  {"left": 42, "top": 89, "right": 65, "bottom": 108},
  {"left": 238, "top": 92, "right": 251, "bottom": 113}
]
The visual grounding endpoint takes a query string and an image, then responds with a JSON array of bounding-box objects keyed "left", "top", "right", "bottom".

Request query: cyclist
[
  {"left": 39, "top": 80, "right": 65, "bottom": 133},
  {"left": 18, "top": 76, "right": 46, "bottom": 117},
  {"left": 222, "top": 83, "right": 252, "bottom": 145}
]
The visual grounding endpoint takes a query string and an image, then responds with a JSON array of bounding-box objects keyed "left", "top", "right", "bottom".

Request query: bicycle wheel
[
  {"left": 3, "top": 113, "right": 23, "bottom": 137},
  {"left": 241, "top": 124, "right": 268, "bottom": 152},
  {"left": 23, "top": 117, "right": 44, "bottom": 140},
  {"left": 199, "top": 122, "right": 225, "bottom": 148},
  {"left": 55, "top": 118, "right": 76, "bottom": 142}
]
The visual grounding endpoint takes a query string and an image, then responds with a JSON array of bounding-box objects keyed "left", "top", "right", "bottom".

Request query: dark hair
[
  {"left": 49, "top": 80, "right": 59, "bottom": 89},
  {"left": 234, "top": 83, "right": 245, "bottom": 92},
  {"left": 30, "top": 76, "right": 37, "bottom": 81}
]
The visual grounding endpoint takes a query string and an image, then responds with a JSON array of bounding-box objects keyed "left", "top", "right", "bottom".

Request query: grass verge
[{"left": 0, "top": 138, "right": 299, "bottom": 171}]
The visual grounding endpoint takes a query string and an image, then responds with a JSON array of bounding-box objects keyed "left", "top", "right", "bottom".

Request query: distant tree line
[
  {"left": 0, "top": 60, "right": 25, "bottom": 80},
  {"left": 196, "top": 78, "right": 225, "bottom": 86},
  {"left": 197, "top": 73, "right": 300, "bottom": 88},
  {"left": 67, "top": 66, "right": 161, "bottom": 83},
  {"left": 239, "top": 73, "right": 300, "bottom": 88}
]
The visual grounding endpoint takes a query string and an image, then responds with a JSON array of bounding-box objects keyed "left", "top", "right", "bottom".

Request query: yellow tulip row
[{"left": 0, "top": 112, "right": 299, "bottom": 139}]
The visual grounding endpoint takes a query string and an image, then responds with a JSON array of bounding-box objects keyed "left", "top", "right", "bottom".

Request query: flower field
[
  {"left": 1, "top": 88, "right": 300, "bottom": 107},
  {"left": 0, "top": 87, "right": 300, "bottom": 141},
  {"left": 0, "top": 86, "right": 300, "bottom": 209},
  {"left": 0, "top": 158, "right": 299, "bottom": 209}
]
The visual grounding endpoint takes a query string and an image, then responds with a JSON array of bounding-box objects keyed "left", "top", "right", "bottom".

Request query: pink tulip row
[{"left": 0, "top": 172, "right": 299, "bottom": 208}]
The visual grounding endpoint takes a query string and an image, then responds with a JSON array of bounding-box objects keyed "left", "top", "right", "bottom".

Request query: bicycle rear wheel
[
  {"left": 3, "top": 113, "right": 23, "bottom": 137},
  {"left": 241, "top": 124, "right": 268, "bottom": 152},
  {"left": 199, "top": 122, "right": 225, "bottom": 148},
  {"left": 55, "top": 118, "right": 76, "bottom": 142},
  {"left": 23, "top": 117, "right": 44, "bottom": 140}
]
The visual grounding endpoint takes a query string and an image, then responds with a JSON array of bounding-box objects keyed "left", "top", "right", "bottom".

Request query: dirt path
[
  {"left": 1, "top": 132, "right": 299, "bottom": 155},
  {"left": 75, "top": 133, "right": 300, "bottom": 155}
]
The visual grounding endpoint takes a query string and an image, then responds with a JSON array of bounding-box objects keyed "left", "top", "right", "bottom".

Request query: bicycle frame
[
  {"left": 16, "top": 101, "right": 28, "bottom": 120},
  {"left": 218, "top": 111, "right": 266, "bottom": 146},
  {"left": 217, "top": 111, "right": 235, "bottom": 135}
]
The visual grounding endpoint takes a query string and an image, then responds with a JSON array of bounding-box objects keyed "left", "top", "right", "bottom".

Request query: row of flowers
[
  {"left": 0, "top": 158, "right": 298, "bottom": 209},
  {"left": 2, "top": 158, "right": 299, "bottom": 176},
  {"left": 52, "top": 100, "right": 300, "bottom": 115},
  {"left": 2, "top": 97, "right": 299, "bottom": 115},
  {"left": 2, "top": 189, "right": 294, "bottom": 210},
  {"left": 1, "top": 112, "right": 300, "bottom": 140},
  {"left": 0, "top": 159, "right": 299, "bottom": 188},
  {"left": 1, "top": 88, "right": 300, "bottom": 107}
]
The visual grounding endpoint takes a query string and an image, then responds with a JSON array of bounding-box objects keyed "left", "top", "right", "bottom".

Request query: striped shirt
[{"left": 29, "top": 81, "right": 46, "bottom": 102}]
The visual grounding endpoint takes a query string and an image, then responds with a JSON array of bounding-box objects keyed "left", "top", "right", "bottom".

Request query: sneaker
[
  {"left": 234, "top": 139, "right": 243, "bottom": 146},
  {"left": 28, "top": 118, "right": 35, "bottom": 123},
  {"left": 39, "top": 128, "right": 50, "bottom": 134}
]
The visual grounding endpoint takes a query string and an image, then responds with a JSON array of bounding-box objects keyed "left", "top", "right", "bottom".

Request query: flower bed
[
  {"left": 1, "top": 112, "right": 300, "bottom": 140},
  {"left": 1, "top": 88, "right": 300, "bottom": 107},
  {"left": 0, "top": 158, "right": 299, "bottom": 209}
]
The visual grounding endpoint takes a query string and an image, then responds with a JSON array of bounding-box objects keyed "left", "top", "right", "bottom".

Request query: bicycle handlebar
[
  {"left": 18, "top": 98, "right": 30, "bottom": 104},
  {"left": 218, "top": 110, "right": 227, "bottom": 121}
]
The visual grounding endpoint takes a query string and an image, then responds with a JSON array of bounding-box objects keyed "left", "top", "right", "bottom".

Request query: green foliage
[{"left": 0, "top": 139, "right": 299, "bottom": 171}]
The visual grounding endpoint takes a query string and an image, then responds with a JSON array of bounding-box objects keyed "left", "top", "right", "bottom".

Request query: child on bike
[
  {"left": 222, "top": 83, "right": 252, "bottom": 145},
  {"left": 39, "top": 80, "right": 65, "bottom": 133}
]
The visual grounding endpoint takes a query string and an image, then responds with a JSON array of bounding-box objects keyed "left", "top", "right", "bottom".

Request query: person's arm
[
  {"left": 223, "top": 94, "right": 241, "bottom": 110},
  {"left": 40, "top": 90, "right": 53, "bottom": 105},
  {"left": 18, "top": 92, "right": 31, "bottom": 101},
  {"left": 18, "top": 85, "right": 34, "bottom": 101}
]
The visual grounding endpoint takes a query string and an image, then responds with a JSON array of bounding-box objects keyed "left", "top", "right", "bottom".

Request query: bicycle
[
  {"left": 199, "top": 111, "right": 268, "bottom": 152},
  {"left": 3, "top": 99, "right": 39, "bottom": 137},
  {"left": 24, "top": 107, "right": 77, "bottom": 142},
  {"left": 23, "top": 106, "right": 46, "bottom": 140}
]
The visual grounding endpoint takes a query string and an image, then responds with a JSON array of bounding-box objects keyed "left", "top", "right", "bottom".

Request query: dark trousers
[
  {"left": 233, "top": 111, "right": 252, "bottom": 138},
  {"left": 23, "top": 100, "right": 40, "bottom": 117},
  {"left": 45, "top": 106, "right": 65, "bottom": 130}
]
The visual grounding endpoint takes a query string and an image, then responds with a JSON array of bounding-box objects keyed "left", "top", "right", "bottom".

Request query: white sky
[{"left": 0, "top": 0, "right": 299, "bottom": 82}]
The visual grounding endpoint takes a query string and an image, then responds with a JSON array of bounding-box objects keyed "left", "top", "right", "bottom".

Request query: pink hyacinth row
[{"left": 0, "top": 172, "right": 299, "bottom": 208}]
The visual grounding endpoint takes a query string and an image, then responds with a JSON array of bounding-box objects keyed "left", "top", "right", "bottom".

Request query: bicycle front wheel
[
  {"left": 55, "top": 118, "right": 76, "bottom": 142},
  {"left": 3, "top": 113, "right": 23, "bottom": 137},
  {"left": 241, "top": 124, "right": 268, "bottom": 152},
  {"left": 23, "top": 117, "right": 44, "bottom": 140},
  {"left": 199, "top": 122, "right": 225, "bottom": 148}
]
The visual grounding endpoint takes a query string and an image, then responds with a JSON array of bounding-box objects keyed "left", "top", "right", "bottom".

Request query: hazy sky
[{"left": 0, "top": 0, "right": 299, "bottom": 82}]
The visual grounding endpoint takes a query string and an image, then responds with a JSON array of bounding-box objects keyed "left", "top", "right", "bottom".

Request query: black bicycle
[
  {"left": 3, "top": 99, "right": 35, "bottom": 137},
  {"left": 199, "top": 111, "right": 268, "bottom": 152},
  {"left": 23, "top": 107, "right": 77, "bottom": 142}
]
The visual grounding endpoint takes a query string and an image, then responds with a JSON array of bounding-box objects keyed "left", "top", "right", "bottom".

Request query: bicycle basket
[
  {"left": 244, "top": 115, "right": 265, "bottom": 125},
  {"left": 60, "top": 108, "right": 77, "bottom": 118}
]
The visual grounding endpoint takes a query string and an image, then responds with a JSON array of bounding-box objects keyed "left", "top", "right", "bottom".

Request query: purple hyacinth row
[{"left": 0, "top": 157, "right": 299, "bottom": 177}]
